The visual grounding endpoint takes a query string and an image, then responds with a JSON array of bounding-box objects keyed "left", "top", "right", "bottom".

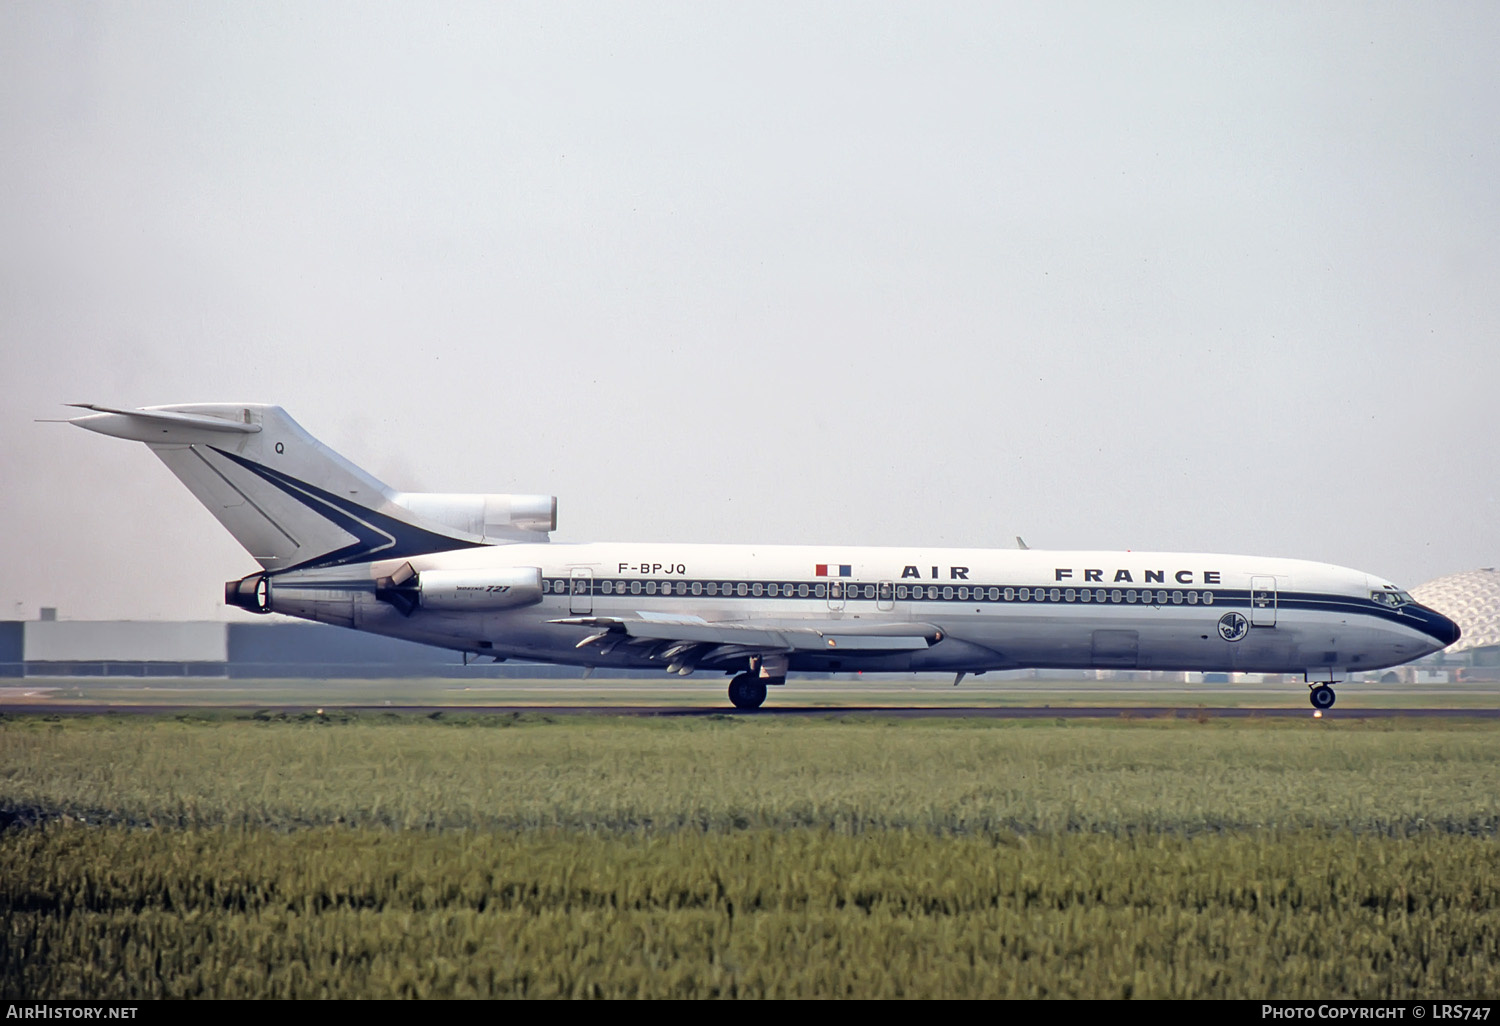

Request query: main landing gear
[
  {"left": 1309, "top": 684, "right": 1337, "bottom": 710},
  {"left": 727, "top": 655, "right": 786, "bottom": 710},
  {"left": 727, "top": 672, "right": 769, "bottom": 710}
]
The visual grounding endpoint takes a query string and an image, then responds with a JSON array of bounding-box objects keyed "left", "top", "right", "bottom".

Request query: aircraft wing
[{"left": 548, "top": 613, "right": 941, "bottom": 674}]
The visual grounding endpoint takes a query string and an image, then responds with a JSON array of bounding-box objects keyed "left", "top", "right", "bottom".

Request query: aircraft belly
[
  {"left": 946, "top": 606, "right": 1153, "bottom": 670},
  {"left": 788, "top": 651, "right": 916, "bottom": 673},
  {"left": 940, "top": 604, "right": 1254, "bottom": 671}
]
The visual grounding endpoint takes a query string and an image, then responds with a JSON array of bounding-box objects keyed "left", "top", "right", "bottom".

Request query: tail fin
[{"left": 68, "top": 403, "right": 491, "bottom": 571}]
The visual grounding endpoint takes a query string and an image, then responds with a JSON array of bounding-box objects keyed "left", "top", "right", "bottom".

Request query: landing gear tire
[
  {"left": 728, "top": 673, "right": 767, "bottom": 710},
  {"left": 1309, "top": 685, "right": 1336, "bottom": 710}
]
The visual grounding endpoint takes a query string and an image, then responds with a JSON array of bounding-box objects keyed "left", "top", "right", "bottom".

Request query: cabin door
[
  {"left": 570, "top": 568, "right": 593, "bottom": 615},
  {"left": 1250, "top": 576, "right": 1277, "bottom": 627}
]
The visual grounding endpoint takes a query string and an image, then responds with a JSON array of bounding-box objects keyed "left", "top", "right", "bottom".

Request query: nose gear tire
[{"left": 1309, "top": 685, "right": 1336, "bottom": 710}]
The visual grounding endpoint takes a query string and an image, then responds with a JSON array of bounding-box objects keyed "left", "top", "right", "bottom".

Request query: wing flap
[{"left": 549, "top": 615, "right": 939, "bottom": 652}]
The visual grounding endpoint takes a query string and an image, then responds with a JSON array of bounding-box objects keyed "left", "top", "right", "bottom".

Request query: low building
[{"left": 0, "top": 619, "right": 642, "bottom": 679}]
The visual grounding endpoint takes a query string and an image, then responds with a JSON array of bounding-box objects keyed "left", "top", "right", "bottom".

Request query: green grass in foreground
[
  {"left": 3, "top": 716, "right": 1498, "bottom": 998},
  {"left": 5, "top": 827, "right": 1498, "bottom": 998},
  {"left": 3, "top": 714, "right": 1497, "bottom": 835}
]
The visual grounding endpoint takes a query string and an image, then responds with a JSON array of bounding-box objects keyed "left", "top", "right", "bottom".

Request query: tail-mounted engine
[
  {"left": 392, "top": 493, "right": 556, "bottom": 539},
  {"left": 225, "top": 573, "right": 271, "bottom": 614},
  {"left": 376, "top": 563, "right": 543, "bottom": 616}
]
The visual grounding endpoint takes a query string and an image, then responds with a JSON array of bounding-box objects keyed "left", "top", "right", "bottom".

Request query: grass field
[{"left": 3, "top": 713, "right": 1499, "bottom": 998}]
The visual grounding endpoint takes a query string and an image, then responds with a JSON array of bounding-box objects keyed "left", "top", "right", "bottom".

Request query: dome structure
[{"left": 1410, "top": 568, "right": 1500, "bottom": 655}]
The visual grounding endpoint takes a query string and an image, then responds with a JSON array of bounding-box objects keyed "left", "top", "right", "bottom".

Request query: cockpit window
[{"left": 1371, "top": 590, "right": 1415, "bottom": 607}]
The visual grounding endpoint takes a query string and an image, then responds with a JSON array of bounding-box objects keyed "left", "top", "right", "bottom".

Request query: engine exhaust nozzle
[{"left": 225, "top": 573, "right": 271, "bottom": 614}]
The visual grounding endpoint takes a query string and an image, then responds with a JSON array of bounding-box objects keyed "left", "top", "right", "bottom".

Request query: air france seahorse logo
[{"left": 1217, "top": 611, "right": 1250, "bottom": 642}]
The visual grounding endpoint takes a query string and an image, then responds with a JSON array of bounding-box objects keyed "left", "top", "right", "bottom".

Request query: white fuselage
[
  {"left": 263, "top": 542, "right": 1454, "bottom": 679},
  {"left": 68, "top": 403, "right": 1460, "bottom": 709}
]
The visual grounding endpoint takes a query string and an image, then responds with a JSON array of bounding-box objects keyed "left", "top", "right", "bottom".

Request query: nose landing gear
[{"left": 1309, "top": 684, "right": 1336, "bottom": 710}]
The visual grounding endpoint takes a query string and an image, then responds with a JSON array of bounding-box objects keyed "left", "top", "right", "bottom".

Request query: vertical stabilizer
[{"left": 68, "top": 403, "right": 484, "bottom": 571}]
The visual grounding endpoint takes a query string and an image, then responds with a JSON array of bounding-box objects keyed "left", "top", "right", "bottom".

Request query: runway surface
[
  {"left": 4, "top": 702, "right": 1500, "bottom": 719},
  {"left": 6, "top": 677, "right": 1500, "bottom": 719}
]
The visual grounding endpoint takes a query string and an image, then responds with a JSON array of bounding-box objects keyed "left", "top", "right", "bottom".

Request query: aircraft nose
[{"left": 1412, "top": 604, "right": 1462, "bottom": 648}]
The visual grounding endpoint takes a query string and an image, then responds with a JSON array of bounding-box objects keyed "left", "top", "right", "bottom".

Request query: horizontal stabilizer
[{"left": 68, "top": 403, "right": 262, "bottom": 440}]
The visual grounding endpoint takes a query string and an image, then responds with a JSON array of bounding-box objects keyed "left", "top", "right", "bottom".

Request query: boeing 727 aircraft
[{"left": 69, "top": 403, "right": 1460, "bottom": 710}]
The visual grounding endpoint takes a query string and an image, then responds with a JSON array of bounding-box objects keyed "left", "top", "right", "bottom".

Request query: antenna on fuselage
[{"left": 1016, "top": 536, "right": 1029, "bottom": 550}]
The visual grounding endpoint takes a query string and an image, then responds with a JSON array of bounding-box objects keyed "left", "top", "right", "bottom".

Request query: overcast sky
[{"left": 2, "top": 2, "right": 1496, "bottom": 621}]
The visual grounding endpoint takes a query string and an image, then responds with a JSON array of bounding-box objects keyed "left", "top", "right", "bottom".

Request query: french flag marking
[{"left": 815, "top": 564, "right": 852, "bottom": 577}]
